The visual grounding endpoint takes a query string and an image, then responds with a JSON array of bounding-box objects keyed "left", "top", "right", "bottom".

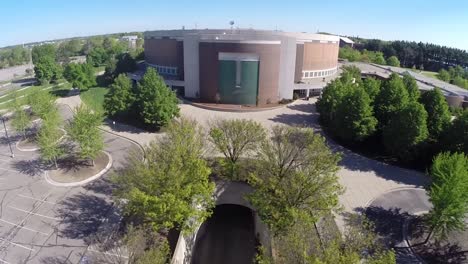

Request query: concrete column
[
  {"left": 278, "top": 36, "right": 297, "bottom": 100},
  {"left": 183, "top": 34, "right": 200, "bottom": 98}
]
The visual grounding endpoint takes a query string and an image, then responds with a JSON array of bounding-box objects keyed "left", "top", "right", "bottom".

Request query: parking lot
[{"left": 0, "top": 115, "right": 141, "bottom": 263}]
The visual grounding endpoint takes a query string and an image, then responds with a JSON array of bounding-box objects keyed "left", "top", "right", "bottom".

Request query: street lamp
[{"left": 1, "top": 117, "right": 14, "bottom": 158}]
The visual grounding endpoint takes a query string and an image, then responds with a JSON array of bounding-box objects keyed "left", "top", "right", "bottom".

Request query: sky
[{"left": 1, "top": 0, "right": 467, "bottom": 50}]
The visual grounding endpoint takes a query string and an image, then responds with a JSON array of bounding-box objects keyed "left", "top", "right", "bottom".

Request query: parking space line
[
  {"left": 0, "top": 219, "right": 49, "bottom": 236},
  {"left": 7, "top": 206, "right": 61, "bottom": 221},
  {"left": 17, "top": 194, "right": 57, "bottom": 205},
  {"left": 0, "top": 237, "right": 34, "bottom": 251}
]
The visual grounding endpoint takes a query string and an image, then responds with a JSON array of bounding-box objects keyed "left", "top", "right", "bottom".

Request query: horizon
[{"left": 1, "top": 0, "right": 467, "bottom": 50}]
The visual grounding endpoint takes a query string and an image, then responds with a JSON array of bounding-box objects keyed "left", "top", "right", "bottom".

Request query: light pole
[{"left": 2, "top": 117, "right": 14, "bottom": 158}]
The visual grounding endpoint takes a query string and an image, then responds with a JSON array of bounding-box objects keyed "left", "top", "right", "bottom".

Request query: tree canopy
[
  {"left": 374, "top": 73, "right": 410, "bottom": 128},
  {"left": 247, "top": 126, "right": 342, "bottom": 235},
  {"left": 137, "top": 67, "right": 180, "bottom": 128},
  {"left": 113, "top": 117, "right": 215, "bottom": 232},
  {"left": 420, "top": 88, "right": 451, "bottom": 140},
  {"left": 63, "top": 62, "right": 96, "bottom": 90},
  {"left": 104, "top": 74, "right": 135, "bottom": 116},
  {"left": 426, "top": 152, "right": 468, "bottom": 239}
]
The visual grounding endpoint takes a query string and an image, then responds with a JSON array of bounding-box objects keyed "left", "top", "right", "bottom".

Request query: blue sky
[{"left": 1, "top": 0, "right": 467, "bottom": 50}]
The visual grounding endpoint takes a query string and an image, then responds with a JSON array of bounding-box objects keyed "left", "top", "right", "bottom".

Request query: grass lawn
[
  {"left": 419, "top": 70, "right": 438, "bottom": 79},
  {"left": 80, "top": 86, "right": 108, "bottom": 114},
  {"left": 0, "top": 82, "right": 71, "bottom": 110}
]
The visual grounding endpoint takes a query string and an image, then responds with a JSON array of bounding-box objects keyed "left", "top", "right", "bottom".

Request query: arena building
[{"left": 144, "top": 29, "right": 340, "bottom": 105}]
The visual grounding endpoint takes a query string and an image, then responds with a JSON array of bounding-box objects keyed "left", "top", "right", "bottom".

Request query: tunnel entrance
[{"left": 192, "top": 204, "right": 256, "bottom": 264}]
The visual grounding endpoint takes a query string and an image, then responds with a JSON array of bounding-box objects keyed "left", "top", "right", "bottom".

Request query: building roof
[
  {"left": 144, "top": 29, "right": 340, "bottom": 43},
  {"left": 339, "top": 36, "right": 354, "bottom": 44}
]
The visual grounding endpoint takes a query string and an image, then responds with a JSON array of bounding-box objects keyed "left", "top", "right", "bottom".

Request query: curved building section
[{"left": 144, "top": 29, "right": 339, "bottom": 105}]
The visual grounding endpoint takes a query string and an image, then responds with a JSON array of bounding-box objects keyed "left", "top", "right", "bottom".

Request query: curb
[
  {"left": 15, "top": 128, "right": 66, "bottom": 152},
  {"left": 58, "top": 103, "right": 146, "bottom": 160},
  {"left": 44, "top": 151, "right": 113, "bottom": 187},
  {"left": 364, "top": 186, "right": 427, "bottom": 209},
  {"left": 179, "top": 97, "right": 298, "bottom": 113}
]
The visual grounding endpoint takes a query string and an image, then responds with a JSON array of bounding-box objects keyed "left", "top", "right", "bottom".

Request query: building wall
[
  {"left": 295, "top": 44, "right": 304, "bottom": 83},
  {"left": 302, "top": 42, "right": 339, "bottom": 71},
  {"left": 144, "top": 38, "right": 184, "bottom": 80},
  {"left": 199, "top": 42, "right": 281, "bottom": 105}
]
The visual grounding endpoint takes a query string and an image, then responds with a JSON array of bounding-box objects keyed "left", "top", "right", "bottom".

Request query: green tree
[
  {"left": 372, "top": 52, "right": 386, "bottom": 65},
  {"left": 113, "top": 117, "right": 215, "bottom": 232},
  {"left": 63, "top": 63, "right": 97, "bottom": 91},
  {"left": 383, "top": 101, "right": 428, "bottom": 159},
  {"left": 402, "top": 73, "right": 420, "bottom": 101},
  {"left": 452, "top": 76, "right": 467, "bottom": 89},
  {"left": 316, "top": 79, "right": 351, "bottom": 126},
  {"left": 362, "top": 77, "right": 381, "bottom": 102},
  {"left": 209, "top": 118, "right": 266, "bottom": 180},
  {"left": 137, "top": 68, "right": 179, "bottom": 128},
  {"left": 34, "top": 57, "right": 62, "bottom": 84},
  {"left": 32, "top": 44, "right": 56, "bottom": 64},
  {"left": 104, "top": 74, "right": 135, "bottom": 116},
  {"left": 334, "top": 86, "right": 377, "bottom": 142},
  {"left": 11, "top": 107, "right": 31, "bottom": 138},
  {"left": 27, "top": 89, "right": 56, "bottom": 119},
  {"left": 67, "top": 105, "right": 104, "bottom": 165},
  {"left": 420, "top": 88, "right": 451, "bottom": 139},
  {"left": 37, "top": 108, "right": 63, "bottom": 169},
  {"left": 247, "top": 126, "right": 343, "bottom": 235},
  {"left": 114, "top": 52, "right": 137, "bottom": 76},
  {"left": 426, "top": 152, "right": 468, "bottom": 240},
  {"left": 338, "top": 46, "right": 361, "bottom": 62},
  {"left": 374, "top": 73, "right": 410, "bottom": 128},
  {"left": 86, "top": 47, "right": 110, "bottom": 66},
  {"left": 124, "top": 225, "right": 170, "bottom": 264},
  {"left": 437, "top": 69, "right": 450, "bottom": 82},
  {"left": 386, "top": 56, "right": 400, "bottom": 67},
  {"left": 441, "top": 109, "right": 468, "bottom": 153}
]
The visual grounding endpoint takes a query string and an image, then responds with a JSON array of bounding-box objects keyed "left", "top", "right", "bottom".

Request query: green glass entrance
[{"left": 218, "top": 60, "right": 259, "bottom": 105}]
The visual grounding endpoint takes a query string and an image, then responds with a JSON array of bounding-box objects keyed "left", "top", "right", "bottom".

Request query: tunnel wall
[{"left": 171, "top": 180, "right": 271, "bottom": 264}]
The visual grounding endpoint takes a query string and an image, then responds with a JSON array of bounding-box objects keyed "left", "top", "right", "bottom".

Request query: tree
[
  {"left": 124, "top": 225, "right": 170, "bottom": 264},
  {"left": 209, "top": 118, "right": 266, "bottom": 179},
  {"left": 269, "top": 215, "right": 396, "bottom": 264},
  {"left": 452, "top": 76, "right": 467, "bottom": 89},
  {"left": 386, "top": 56, "right": 400, "bottom": 67},
  {"left": 372, "top": 52, "right": 386, "bottom": 65},
  {"left": 247, "top": 126, "right": 343, "bottom": 235},
  {"left": 383, "top": 101, "right": 428, "bottom": 160},
  {"left": 112, "top": 117, "right": 215, "bottom": 232},
  {"left": 34, "top": 57, "right": 62, "bottom": 84},
  {"left": 402, "top": 73, "right": 420, "bottom": 101},
  {"left": 374, "top": 73, "right": 409, "bottom": 128},
  {"left": 437, "top": 69, "right": 451, "bottom": 82},
  {"left": 362, "top": 77, "right": 381, "bottom": 102},
  {"left": 27, "top": 89, "right": 56, "bottom": 119},
  {"left": 114, "top": 52, "right": 137, "bottom": 75},
  {"left": 334, "top": 86, "right": 377, "bottom": 142},
  {"left": 104, "top": 74, "right": 135, "bottom": 116},
  {"left": 11, "top": 106, "right": 31, "bottom": 139},
  {"left": 426, "top": 152, "right": 468, "bottom": 240},
  {"left": 137, "top": 68, "right": 179, "bottom": 128},
  {"left": 441, "top": 109, "right": 468, "bottom": 153},
  {"left": 37, "top": 108, "right": 64, "bottom": 169},
  {"left": 32, "top": 44, "right": 56, "bottom": 64},
  {"left": 87, "top": 47, "right": 110, "bottom": 66},
  {"left": 63, "top": 63, "right": 96, "bottom": 90},
  {"left": 316, "top": 79, "right": 351, "bottom": 126},
  {"left": 67, "top": 105, "right": 104, "bottom": 165},
  {"left": 420, "top": 88, "right": 451, "bottom": 139}
]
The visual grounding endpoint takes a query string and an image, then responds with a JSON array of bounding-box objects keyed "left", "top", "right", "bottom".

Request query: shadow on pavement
[
  {"left": 12, "top": 159, "right": 47, "bottom": 177},
  {"left": 57, "top": 193, "right": 116, "bottom": 243}
]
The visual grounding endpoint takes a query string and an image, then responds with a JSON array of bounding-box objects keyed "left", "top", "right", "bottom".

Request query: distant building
[
  {"left": 339, "top": 36, "right": 354, "bottom": 48},
  {"left": 144, "top": 29, "right": 340, "bottom": 105},
  {"left": 121, "top": 35, "right": 138, "bottom": 49}
]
